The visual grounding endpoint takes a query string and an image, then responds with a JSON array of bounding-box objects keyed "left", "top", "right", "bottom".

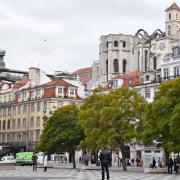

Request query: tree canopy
[
  {"left": 143, "top": 77, "right": 180, "bottom": 153},
  {"left": 79, "top": 88, "right": 147, "bottom": 170},
  {"left": 37, "top": 104, "right": 84, "bottom": 168}
]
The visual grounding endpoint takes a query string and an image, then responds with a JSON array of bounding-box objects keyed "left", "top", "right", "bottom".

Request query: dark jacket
[{"left": 99, "top": 149, "right": 111, "bottom": 166}]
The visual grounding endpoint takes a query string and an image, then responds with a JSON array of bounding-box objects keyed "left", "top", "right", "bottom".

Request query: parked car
[{"left": 1, "top": 156, "right": 16, "bottom": 163}]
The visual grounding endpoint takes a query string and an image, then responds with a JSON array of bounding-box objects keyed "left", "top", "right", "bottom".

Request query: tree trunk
[
  {"left": 72, "top": 150, "right": 76, "bottom": 169},
  {"left": 120, "top": 144, "right": 127, "bottom": 171}
]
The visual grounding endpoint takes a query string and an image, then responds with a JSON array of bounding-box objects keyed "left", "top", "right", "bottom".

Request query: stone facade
[{"left": 92, "top": 3, "right": 180, "bottom": 89}]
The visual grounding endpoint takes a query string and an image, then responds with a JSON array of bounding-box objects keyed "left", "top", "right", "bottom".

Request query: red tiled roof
[
  {"left": 113, "top": 71, "right": 144, "bottom": 79},
  {"left": 166, "top": 3, "right": 180, "bottom": 12},
  {"left": 72, "top": 67, "right": 93, "bottom": 75},
  {"left": 12, "top": 76, "right": 29, "bottom": 88},
  {"left": 41, "top": 79, "right": 77, "bottom": 88}
]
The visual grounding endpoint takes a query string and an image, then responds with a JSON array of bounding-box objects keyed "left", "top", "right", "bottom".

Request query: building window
[
  {"left": 106, "top": 42, "right": 108, "bottom": 48},
  {"left": 43, "top": 101, "right": 47, "bottom": 112},
  {"left": 36, "top": 89, "right": 41, "bottom": 98},
  {"left": 173, "top": 46, "right": 180, "bottom": 56},
  {"left": 69, "top": 89, "right": 75, "bottom": 96},
  {"left": 144, "top": 50, "right": 148, "bottom": 71},
  {"left": 22, "top": 92, "right": 27, "bottom": 101},
  {"left": 169, "top": 13, "right": 171, "bottom": 20},
  {"left": 58, "top": 87, "right": 63, "bottom": 94},
  {"left": 145, "top": 75, "right": 150, "bottom": 81},
  {"left": 12, "top": 133, "right": 15, "bottom": 142},
  {"left": 30, "top": 132, "right": 34, "bottom": 141},
  {"left": 7, "top": 134, "right": 11, "bottom": 142},
  {"left": 12, "top": 119, "right": 16, "bottom": 129},
  {"left": 36, "top": 130, "right": 40, "bottom": 141},
  {"left": 17, "top": 133, "right": 21, "bottom": 141},
  {"left": 8, "top": 107, "right": 11, "bottom": 116},
  {"left": 2, "top": 134, "right": 5, "bottom": 142},
  {"left": 13, "top": 106, "right": 16, "bottom": 115},
  {"left": 30, "top": 117, "right": 34, "bottom": 128},
  {"left": 114, "top": 41, "right": 118, "bottom": 47},
  {"left": 145, "top": 89, "right": 151, "bottom": 99},
  {"left": 23, "top": 118, "right": 26, "bottom": 128},
  {"left": 3, "top": 108, "right": 6, "bottom": 117},
  {"left": 123, "top": 41, "right": 126, "bottom": 48},
  {"left": 3, "top": 120, "right": 6, "bottom": 130},
  {"left": 8, "top": 94, "right": 11, "bottom": 102},
  {"left": 37, "top": 102, "right": 41, "bottom": 112},
  {"left": 17, "top": 119, "right": 21, "bottom": 129},
  {"left": 153, "top": 57, "right": 157, "bottom": 70},
  {"left": 174, "top": 66, "right": 179, "bottom": 77},
  {"left": 168, "top": 25, "right": 171, "bottom": 36},
  {"left": 0, "top": 109, "right": 1, "bottom": 117},
  {"left": 7, "top": 120, "right": 10, "bottom": 130},
  {"left": 113, "top": 59, "right": 119, "bottom": 74},
  {"left": 36, "top": 117, "right": 40, "bottom": 128},
  {"left": 31, "top": 103, "right": 34, "bottom": 112},
  {"left": 123, "top": 59, "right": 127, "bottom": 73},
  {"left": 163, "top": 68, "right": 169, "bottom": 79},
  {"left": 138, "top": 51, "right": 140, "bottom": 70},
  {"left": 18, "top": 105, "right": 21, "bottom": 115}
]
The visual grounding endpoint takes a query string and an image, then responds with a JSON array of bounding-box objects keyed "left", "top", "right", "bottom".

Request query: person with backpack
[{"left": 99, "top": 146, "right": 112, "bottom": 180}]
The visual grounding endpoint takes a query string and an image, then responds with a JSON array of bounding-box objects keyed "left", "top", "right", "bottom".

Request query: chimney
[{"left": 29, "top": 67, "right": 40, "bottom": 87}]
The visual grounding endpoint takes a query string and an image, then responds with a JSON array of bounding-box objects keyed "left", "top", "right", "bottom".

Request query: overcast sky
[{"left": 0, "top": 0, "right": 178, "bottom": 73}]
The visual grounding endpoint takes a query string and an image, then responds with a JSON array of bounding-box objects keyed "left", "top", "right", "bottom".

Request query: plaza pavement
[{"left": 0, "top": 166, "right": 179, "bottom": 180}]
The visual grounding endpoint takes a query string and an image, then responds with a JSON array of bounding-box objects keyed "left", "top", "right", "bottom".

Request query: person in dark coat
[
  {"left": 32, "top": 153, "right": 38, "bottom": 171},
  {"left": 99, "top": 146, "right": 112, "bottom": 180},
  {"left": 152, "top": 157, "right": 157, "bottom": 169},
  {"left": 168, "top": 157, "right": 174, "bottom": 174}
]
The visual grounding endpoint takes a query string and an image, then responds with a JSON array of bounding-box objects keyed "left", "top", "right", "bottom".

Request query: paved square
[{"left": 0, "top": 166, "right": 179, "bottom": 180}]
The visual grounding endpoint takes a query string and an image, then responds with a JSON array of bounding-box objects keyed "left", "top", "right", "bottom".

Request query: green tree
[
  {"left": 37, "top": 104, "right": 84, "bottom": 169},
  {"left": 143, "top": 77, "right": 180, "bottom": 157},
  {"left": 79, "top": 88, "right": 147, "bottom": 171}
]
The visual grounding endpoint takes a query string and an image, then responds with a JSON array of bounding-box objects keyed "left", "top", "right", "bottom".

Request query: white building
[{"left": 92, "top": 3, "right": 180, "bottom": 89}]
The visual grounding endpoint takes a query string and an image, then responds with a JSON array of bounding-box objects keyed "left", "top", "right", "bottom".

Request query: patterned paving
[{"left": 0, "top": 166, "right": 179, "bottom": 180}]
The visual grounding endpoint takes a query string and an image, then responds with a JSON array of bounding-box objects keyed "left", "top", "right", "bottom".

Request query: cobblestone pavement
[{"left": 0, "top": 166, "right": 179, "bottom": 180}]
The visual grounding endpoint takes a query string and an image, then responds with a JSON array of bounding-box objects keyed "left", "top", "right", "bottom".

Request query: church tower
[{"left": 165, "top": 2, "right": 180, "bottom": 37}]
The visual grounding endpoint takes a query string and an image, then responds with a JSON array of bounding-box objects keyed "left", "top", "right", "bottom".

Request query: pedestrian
[
  {"left": 79, "top": 156, "right": 82, "bottom": 164},
  {"left": 99, "top": 146, "right": 112, "bottom": 180},
  {"left": 43, "top": 153, "right": 48, "bottom": 172},
  {"left": 174, "top": 158, "right": 179, "bottom": 174},
  {"left": 168, "top": 157, "right": 174, "bottom": 174},
  {"left": 32, "top": 153, "right": 38, "bottom": 171},
  {"left": 152, "top": 157, "right": 157, "bottom": 169}
]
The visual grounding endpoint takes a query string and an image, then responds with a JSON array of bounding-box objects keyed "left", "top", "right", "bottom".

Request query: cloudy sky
[{"left": 0, "top": 0, "right": 177, "bottom": 73}]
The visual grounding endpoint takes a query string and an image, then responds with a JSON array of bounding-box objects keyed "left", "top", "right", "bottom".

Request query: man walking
[{"left": 99, "top": 146, "right": 112, "bottom": 180}]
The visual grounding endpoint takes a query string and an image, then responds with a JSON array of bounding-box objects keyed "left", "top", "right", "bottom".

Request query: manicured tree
[{"left": 37, "top": 104, "right": 84, "bottom": 169}]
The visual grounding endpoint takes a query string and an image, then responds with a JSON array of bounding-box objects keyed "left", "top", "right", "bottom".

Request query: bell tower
[{"left": 165, "top": 3, "right": 180, "bottom": 37}]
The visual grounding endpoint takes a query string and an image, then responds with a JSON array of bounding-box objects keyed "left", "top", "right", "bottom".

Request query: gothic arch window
[
  {"left": 106, "top": 42, "right": 108, "bottom": 48},
  {"left": 153, "top": 56, "right": 157, "bottom": 70},
  {"left": 169, "top": 13, "right": 171, "bottom": 20},
  {"left": 106, "top": 59, "right": 108, "bottom": 74},
  {"left": 106, "top": 59, "right": 108, "bottom": 82},
  {"left": 168, "top": 25, "right": 171, "bottom": 36},
  {"left": 123, "top": 41, "right": 126, "bottom": 48},
  {"left": 113, "top": 59, "right": 119, "bottom": 74},
  {"left": 144, "top": 50, "right": 148, "bottom": 71},
  {"left": 114, "top": 41, "right": 118, "bottom": 47},
  {"left": 138, "top": 51, "right": 140, "bottom": 70},
  {"left": 123, "top": 59, "right": 127, "bottom": 73}
]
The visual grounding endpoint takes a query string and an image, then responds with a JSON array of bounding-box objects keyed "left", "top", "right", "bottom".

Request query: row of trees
[{"left": 37, "top": 77, "right": 180, "bottom": 170}]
